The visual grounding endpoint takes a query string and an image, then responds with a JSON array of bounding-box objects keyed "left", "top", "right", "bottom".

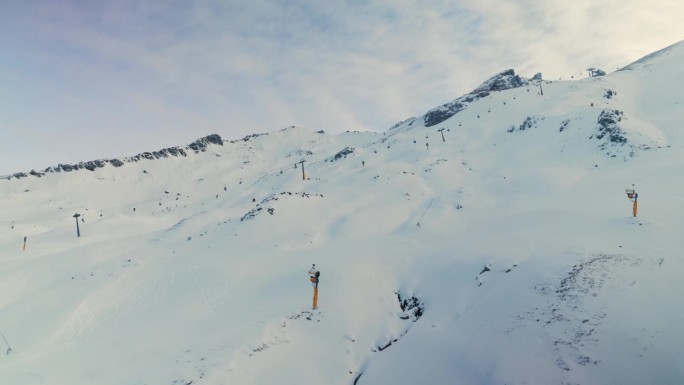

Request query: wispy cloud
[{"left": 0, "top": 0, "right": 682, "bottom": 173}]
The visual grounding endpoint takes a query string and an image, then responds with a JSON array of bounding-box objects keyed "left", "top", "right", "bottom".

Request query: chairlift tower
[
  {"left": 298, "top": 160, "right": 306, "bottom": 180},
  {"left": 73, "top": 213, "right": 81, "bottom": 237}
]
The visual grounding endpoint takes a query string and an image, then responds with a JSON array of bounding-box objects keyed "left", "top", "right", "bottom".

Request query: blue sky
[{"left": 1, "top": 0, "right": 683, "bottom": 175}]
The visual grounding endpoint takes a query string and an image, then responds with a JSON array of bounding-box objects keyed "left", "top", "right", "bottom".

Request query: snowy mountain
[{"left": 1, "top": 40, "right": 684, "bottom": 385}]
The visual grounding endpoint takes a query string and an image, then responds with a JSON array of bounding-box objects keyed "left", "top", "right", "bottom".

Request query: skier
[{"left": 308, "top": 264, "right": 319, "bottom": 288}]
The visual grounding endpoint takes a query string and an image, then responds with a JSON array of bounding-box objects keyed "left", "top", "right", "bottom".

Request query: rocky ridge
[
  {"left": 2, "top": 134, "right": 224, "bottom": 180},
  {"left": 422, "top": 69, "right": 539, "bottom": 127}
]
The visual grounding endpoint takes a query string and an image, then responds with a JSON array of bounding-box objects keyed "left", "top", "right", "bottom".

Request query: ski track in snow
[{"left": 510, "top": 253, "right": 667, "bottom": 382}]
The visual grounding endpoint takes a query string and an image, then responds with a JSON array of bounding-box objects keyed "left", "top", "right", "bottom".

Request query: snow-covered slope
[{"left": 1, "top": 41, "right": 684, "bottom": 385}]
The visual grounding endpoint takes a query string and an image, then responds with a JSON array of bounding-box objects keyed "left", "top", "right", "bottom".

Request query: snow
[{"left": 2, "top": 41, "right": 684, "bottom": 384}]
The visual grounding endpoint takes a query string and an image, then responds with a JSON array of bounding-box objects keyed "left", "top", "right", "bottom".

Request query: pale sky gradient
[{"left": 1, "top": 0, "right": 683, "bottom": 175}]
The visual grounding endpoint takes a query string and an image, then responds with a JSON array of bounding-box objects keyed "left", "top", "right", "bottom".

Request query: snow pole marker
[
  {"left": 312, "top": 287, "right": 318, "bottom": 310},
  {"left": 633, "top": 199, "right": 638, "bottom": 217},
  {"left": 308, "top": 266, "right": 320, "bottom": 309},
  {"left": 625, "top": 188, "right": 638, "bottom": 217}
]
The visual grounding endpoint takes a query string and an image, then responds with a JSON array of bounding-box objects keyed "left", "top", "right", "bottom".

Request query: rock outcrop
[
  {"left": 3, "top": 134, "right": 224, "bottom": 180},
  {"left": 423, "top": 69, "right": 534, "bottom": 127}
]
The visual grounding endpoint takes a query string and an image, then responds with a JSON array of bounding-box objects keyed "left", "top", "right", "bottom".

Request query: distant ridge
[{"left": 2, "top": 134, "right": 224, "bottom": 180}]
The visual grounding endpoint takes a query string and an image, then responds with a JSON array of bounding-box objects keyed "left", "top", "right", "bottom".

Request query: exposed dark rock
[
  {"left": 397, "top": 292, "right": 424, "bottom": 322},
  {"left": 591, "top": 109, "right": 627, "bottom": 146},
  {"left": 231, "top": 133, "right": 265, "bottom": 143},
  {"left": 329, "top": 147, "right": 355, "bottom": 162},
  {"left": 241, "top": 207, "right": 263, "bottom": 221},
  {"left": 423, "top": 70, "right": 531, "bottom": 127},
  {"left": 508, "top": 116, "right": 542, "bottom": 133},
  {"left": 377, "top": 340, "right": 393, "bottom": 351},
  {"left": 604, "top": 89, "right": 616, "bottom": 99},
  {"left": 473, "top": 69, "right": 529, "bottom": 93},
  {"left": 3, "top": 134, "right": 224, "bottom": 180},
  {"left": 187, "top": 134, "right": 223, "bottom": 152},
  {"left": 424, "top": 101, "right": 466, "bottom": 127},
  {"left": 240, "top": 192, "right": 324, "bottom": 221}
]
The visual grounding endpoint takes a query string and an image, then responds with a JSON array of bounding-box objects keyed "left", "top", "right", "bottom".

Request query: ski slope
[{"left": 1, "top": 40, "right": 683, "bottom": 385}]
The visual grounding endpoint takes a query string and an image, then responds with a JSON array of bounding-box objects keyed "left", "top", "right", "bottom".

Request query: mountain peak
[
  {"left": 472, "top": 69, "right": 534, "bottom": 93},
  {"left": 420, "top": 69, "right": 539, "bottom": 127}
]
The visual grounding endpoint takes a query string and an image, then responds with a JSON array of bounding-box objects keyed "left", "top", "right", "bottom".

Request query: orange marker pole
[
  {"left": 22, "top": 236, "right": 27, "bottom": 251},
  {"left": 312, "top": 287, "right": 318, "bottom": 310},
  {"left": 633, "top": 200, "right": 638, "bottom": 217}
]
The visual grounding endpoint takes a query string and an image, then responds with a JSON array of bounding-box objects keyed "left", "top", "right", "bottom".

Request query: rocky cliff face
[
  {"left": 472, "top": 69, "right": 531, "bottom": 93},
  {"left": 423, "top": 92, "right": 488, "bottom": 127},
  {"left": 3, "top": 134, "right": 224, "bottom": 180},
  {"left": 423, "top": 69, "right": 535, "bottom": 127}
]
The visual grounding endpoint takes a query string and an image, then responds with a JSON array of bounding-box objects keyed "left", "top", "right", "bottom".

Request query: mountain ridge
[
  {"left": 7, "top": 39, "right": 683, "bottom": 180},
  {"left": 2, "top": 134, "right": 224, "bottom": 180}
]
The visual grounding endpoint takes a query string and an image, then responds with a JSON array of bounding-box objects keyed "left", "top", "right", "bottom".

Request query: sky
[{"left": 1, "top": 0, "right": 683, "bottom": 175}]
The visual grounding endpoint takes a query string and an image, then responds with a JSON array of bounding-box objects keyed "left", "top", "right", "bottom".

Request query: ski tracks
[{"left": 512, "top": 253, "right": 667, "bottom": 382}]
